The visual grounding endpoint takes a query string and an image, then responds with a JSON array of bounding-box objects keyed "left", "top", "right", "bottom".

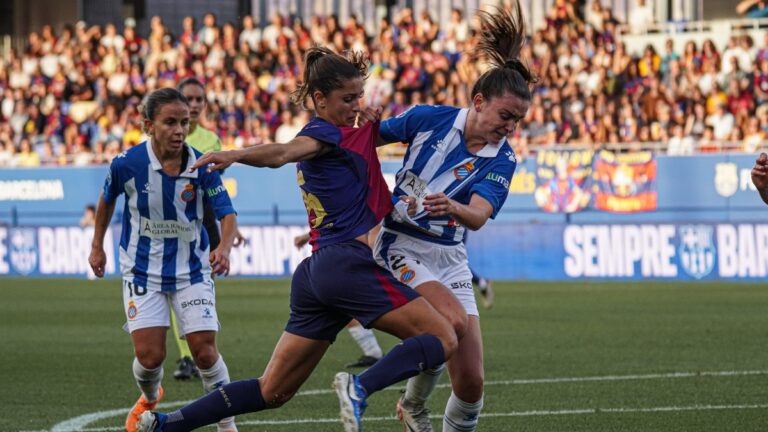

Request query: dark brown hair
[
  {"left": 471, "top": 2, "right": 538, "bottom": 102},
  {"left": 290, "top": 46, "right": 369, "bottom": 110}
]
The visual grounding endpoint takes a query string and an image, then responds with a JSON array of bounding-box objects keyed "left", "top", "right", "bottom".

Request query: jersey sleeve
[
  {"left": 380, "top": 105, "right": 433, "bottom": 143},
  {"left": 201, "top": 170, "right": 236, "bottom": 219},
  {"left": 102, "top": 154, "right": 126, "bottom": 204},
  {"left": 469, "top": 157, "right": 516, "bottom": 219},
  {"left": 296, "top": 117, "right": 342, "bottom": 146}
]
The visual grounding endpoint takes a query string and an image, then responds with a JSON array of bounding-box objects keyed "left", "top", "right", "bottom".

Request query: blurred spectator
[
  {"left": 80, "top": 204, "right": 96, "bottom": 227},
  {"left": 737, "top": 0, "right": 768, "bottom": 18},
  {"left": 628, "top": 0, "right": 654, "bottom": 34}
]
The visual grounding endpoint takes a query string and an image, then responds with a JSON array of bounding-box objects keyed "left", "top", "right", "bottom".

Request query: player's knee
[
  {"left": 449, "top": 312, "right": 469, "bottom": 340},
  {"left": 135, "top": 349, "right": 165, "bottom": 369},
  {"left": 191, "top": 345, "right": 219, "bottom": 369},
  {"left": 259, "top": 378, "right": 296, "bottom": 408},
  {"left": 434, "top": 324, "right": 458, "bottom": 360},
  {"left": 455, "top": 375, "right": 484, "bottom": 402}
]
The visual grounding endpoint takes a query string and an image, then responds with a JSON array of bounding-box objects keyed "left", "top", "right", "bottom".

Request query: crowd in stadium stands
[{"left": 1, "top": 1, "right": 768, "bottom": 167}]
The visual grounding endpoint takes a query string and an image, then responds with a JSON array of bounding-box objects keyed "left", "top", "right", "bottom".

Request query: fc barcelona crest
[{"left": 678, "top": 225, "right": 715, "bottom": 279}]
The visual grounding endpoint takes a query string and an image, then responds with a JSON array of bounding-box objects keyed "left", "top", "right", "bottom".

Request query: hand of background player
[
  {"left": 209, "top": 248, "right": 231, "bottom": 276},
  {"left": 356, "top": 106, "right": 382, "bottom": 127},
  {"left": 88, "top": 247, "right": 107, "bottom": 278},
  {"left": 423, "top": 192, "right": 456, "bottom": 217},
  {"left": 751, "top": 152, "right": 768, "bottom": 190},
  {"left": 191, "top": 150, "right": 237, "bottom": 173},
  {"left": 294, "top": 231, "right": 311, "bottom": 249}
]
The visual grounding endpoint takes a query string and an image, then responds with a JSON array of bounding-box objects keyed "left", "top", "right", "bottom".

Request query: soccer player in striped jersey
[
  {"left": 136, "top": 46, "right": 458, "bottom": 432},
  {"left": 372, "top": 4, "right": 536, "bottom": 431},
  {"left": 88, "top": 88, "right": 240, "bottom": 432}
]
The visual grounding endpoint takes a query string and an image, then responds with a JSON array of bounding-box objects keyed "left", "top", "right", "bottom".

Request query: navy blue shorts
[{"left": 285, "top": 239, "right": 420, "bottom": 342}]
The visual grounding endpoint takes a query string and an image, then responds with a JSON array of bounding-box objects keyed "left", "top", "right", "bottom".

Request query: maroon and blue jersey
[{"left": 296, "top": 117, "right": 393, "bottom": 251}]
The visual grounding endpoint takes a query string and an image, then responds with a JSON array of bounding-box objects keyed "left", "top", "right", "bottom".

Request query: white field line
[{"left": 49, "top": 369, "right": 768, "bottom": 432}]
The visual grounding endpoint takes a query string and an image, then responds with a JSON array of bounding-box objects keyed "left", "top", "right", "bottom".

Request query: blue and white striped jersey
[
  {"left": 103, "top": 141, "right": 236, "bottom": 291},
  {"left": 380, "top": 105, "right": 516, "bottom": 245}
]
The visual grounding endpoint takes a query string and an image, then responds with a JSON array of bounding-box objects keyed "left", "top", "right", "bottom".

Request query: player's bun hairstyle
[
  {"left": 290, "top": 46, "right": 369, "bottom": 110},
  {"left": 177, "top": 77, "right": 205, "bottom": 93},
  {"left": 471, "top": 1, "right": 538, "bottom": 102},
  {"left": 139, "top": 88, "right": 189, "bottom": 132}
]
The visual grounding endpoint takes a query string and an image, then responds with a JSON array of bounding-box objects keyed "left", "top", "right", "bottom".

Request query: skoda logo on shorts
[
  {"left": 181, "top": 184, "right": 196, "bottom": 202},
  {"left": 399, "top": 267, "right": 415, "bottom": 282},
  {"left": 127, "top": 300, "right": 138, "bottom": 319}
]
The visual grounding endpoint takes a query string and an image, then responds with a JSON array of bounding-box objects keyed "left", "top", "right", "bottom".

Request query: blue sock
[
  {"left": 161, "top": 379, "right": 265, "bottom": 432},
  {"left": 358, "top": 334, "right": 445, "bottom": 395}
]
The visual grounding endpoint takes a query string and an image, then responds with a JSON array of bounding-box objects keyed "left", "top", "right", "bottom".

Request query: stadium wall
[{"left": 0, "top": 154, "right": 765, "bottom": 280}]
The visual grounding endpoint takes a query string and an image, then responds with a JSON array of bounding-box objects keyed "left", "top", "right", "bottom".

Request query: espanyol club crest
[
  {"left": 9, "top": 228, "right": 38, "bottom": 276},
  {"left": 714, "top": 163, "right": 738, "bottom": 198},
  {"left": 678, "top": 225, "right": 715, "bottom": 279}
]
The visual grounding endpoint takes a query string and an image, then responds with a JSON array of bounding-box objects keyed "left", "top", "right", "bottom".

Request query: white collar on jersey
[
  {"left": 453, "top": 107, "right": 507, "bottom": 159},
  {"left": 145, "top": 139, "right": 199, "bottom": 178}
]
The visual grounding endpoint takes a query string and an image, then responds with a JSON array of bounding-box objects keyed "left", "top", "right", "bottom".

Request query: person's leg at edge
[
  {"left": 127, "top": 327, "right": 167, "bottom": 432},
  {"left": 186, "top": 330, "right": 237, "bottom": 431},
  {"left": 401, "top": 281, "right": 468, "bottom": 408},
  {"left": 442, "top": 316, "right": 484, "bottom": 432},
  {"left": 151, "top": 332, "right": 330, "bottom": 432},
  {"left": 346, "top": 319, "right": 383, "bottom": 367},
  {"left": 355, "top": 296, "right": 458, "bottom": 397}
]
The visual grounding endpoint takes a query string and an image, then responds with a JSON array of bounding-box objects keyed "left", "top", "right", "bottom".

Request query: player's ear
[
  {"left": 472, "top": 93, "right": 484, "bottom": 113},
  {"left": 313, "top": 90, "right": 327, "bottom": 110}
]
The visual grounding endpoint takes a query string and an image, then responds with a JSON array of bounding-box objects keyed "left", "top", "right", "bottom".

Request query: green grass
[{"left": 2, "top": 279, "right": 768, "bottom": 431}]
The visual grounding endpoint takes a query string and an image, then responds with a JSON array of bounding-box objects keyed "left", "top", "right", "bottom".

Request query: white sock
[
  {"left": 347, "top": 324, "right": 383, "bottom": 358},
  {"left": 443, "top": 392, "right": 484, "bottom": 432},
  {"left": 403, "top": 363, "right": 445, "bottom": 407},
  {"left": 132, "top": 357, "right": 163, "bottom": 402},
  {"left": 199, "top": 355, "right": 237, "bottom": 431}
]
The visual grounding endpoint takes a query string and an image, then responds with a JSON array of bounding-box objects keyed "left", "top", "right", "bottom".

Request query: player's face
[
  {"left": 181, "top": 85, "right": 205, "bottom": 125},
  {"left": 145, "top": 101, "right": 190, "bottom": 153},
  {"left": 318, "top": 77, "right": 364, "bottom": 127},
  {"left": 474, "top": 91, "right": 530, "bottom": 143}
]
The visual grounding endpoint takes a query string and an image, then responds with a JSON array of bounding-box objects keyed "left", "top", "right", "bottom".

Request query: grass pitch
[{"left": 3, "top": 278, "right": 768, "bottom": 431}]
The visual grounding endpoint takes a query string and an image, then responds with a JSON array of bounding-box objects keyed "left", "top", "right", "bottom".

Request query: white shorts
[
  {"left": 373, "top": 229, "right": 478, "bottom": 316},
  {"left": 122, "top": 279, "right": 220, "bottom": 335}
]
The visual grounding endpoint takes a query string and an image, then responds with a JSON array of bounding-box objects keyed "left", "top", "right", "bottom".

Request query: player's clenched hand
[
  {"left": 357, "top": 107, "right": 382, "bottom": 126},
  {"left": 209, "top": 248, "right": 231, "bottom": 276},
  {"left": 423, "top": 192, "right": 456, "bottom": 217},
  {"left": 751, "top": 152, "right": 768, "bottom": 190},
  {"left": 190, "top": 150, "right": 237, "bottom": 173},
  {"left": 398, "top": 195, "right": 418, "bottom": 216},
  {"left": 88, "top": 247, "right": 107, "bottom": 278}
]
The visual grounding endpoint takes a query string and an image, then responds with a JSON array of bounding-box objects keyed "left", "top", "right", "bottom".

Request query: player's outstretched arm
[
  {"left": 89, "top": 193, "right": 117, "bottom": 278},
  {"left": 751, "top": 152, "right": 768, "bottom": 205},
  {"left": 190, "top": 136, "right": 329, "bottom": 172}
]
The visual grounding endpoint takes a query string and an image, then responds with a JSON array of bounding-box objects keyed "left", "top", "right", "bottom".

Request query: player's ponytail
[
  {"left": 290, "top": 46, "right": 369, "bottom": 110},
  {"left": 471, "top": 1, "right": 538, "bottom": 102}
]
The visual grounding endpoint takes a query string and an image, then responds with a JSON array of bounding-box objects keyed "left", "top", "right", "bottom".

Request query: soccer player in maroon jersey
[{"left": 136, "top": 47, "right": 458, "bottom": 432}]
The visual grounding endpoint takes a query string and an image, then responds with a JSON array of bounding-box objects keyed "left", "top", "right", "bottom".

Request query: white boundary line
[{"left": 49, "top": 369, "right": 768, "bottom": 432}]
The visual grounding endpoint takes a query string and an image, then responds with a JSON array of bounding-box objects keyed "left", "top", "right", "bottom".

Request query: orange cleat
[{"left": 126, "top": 386, "right": 164, "bottom": 432}]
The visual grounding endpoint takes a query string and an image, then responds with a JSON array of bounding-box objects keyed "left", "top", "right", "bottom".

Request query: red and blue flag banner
[
  {"left": 533, "top": 149, "right": 593, "bottom": 213},
  {"left": 593, "top": 150, "right": 657, "bottom": 213}
]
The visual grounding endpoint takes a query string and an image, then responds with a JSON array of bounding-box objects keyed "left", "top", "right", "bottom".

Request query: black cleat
[
  {"left": 345, "top": 355, "right": 380, "bottom": 368},
  {"left": 173, "top": 356, "right": 199, "bottom": 380}
]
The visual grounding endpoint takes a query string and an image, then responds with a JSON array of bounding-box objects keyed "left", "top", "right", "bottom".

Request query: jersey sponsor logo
[
  {"left": 9, "top": 228, "right": 38, "bottom": 275},
  {"left": 140, "top": 217, "right": 196, "bottom": 241},
  {"left": 181, "top": 298, "right": 215, "bottom": 308},
  {"left": 450, "top": 281, "right": 472, "bottom": 290},
  {"left": 127, "top": 300, "right": 138, "bottom": 319},
  {"left": 206, "top": 184, "right": 226, "bottom": 198},
  {"left": 453, "top": 162, "right": 475, "bottom": 180},
  {"left": 485, "top": 172, "right": 510, "bottom": 189},
  {"left": 678, "top": 225, "right": 716, "bottom": 279},
  {"left": 180, "top": 184, "right": 196, "bottom": 202}
]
